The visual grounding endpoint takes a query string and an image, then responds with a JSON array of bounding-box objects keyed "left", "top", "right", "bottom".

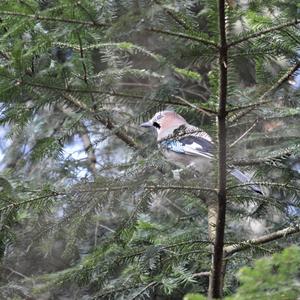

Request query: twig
[
  {"left": 228, "top": 60, "right": 300, "bottom": 117},
  {"left": 153, "top": 0, "right": 189, "bottom": 30},
  {"left": 148, "top": 27, "right": 219, "bottom": 49},
  {"left": 19, "top": 80, "right": 144, "bottom": 98},
  {"left": 228, "top": 99, "right": 271, "bottom": 114},
  {"left": 0, "top": 192, "right": 60, "bottom": 212},
  {"left": 73, "top": 185, "right": 217, "bottom": 194},
  {"left": 5, "top": 267, "right": 30, "bottom": 280},
  {"left": 224, "top": 225, "right": 300, "bottom": 256},
  {"left": 228, "top": 19, "right": 300, "bottom": 48},
  {"left": 130, "top": 282, "right": 157, "bottom": 300},
  {"left": 171, "top": 95, "right": 216, "bottom": 116},
  {"left": 227, "top": 182, "right": 300, "bottom": 192},
  {"left": 98, "top": 223, "right": 115, "bottom": 233},
  {"left": 0, "top": 10, "right": 108, "bottom": 27},
  {"left": 192, "top": 271, "right": 211, "bottom": 278},
  {"left": 61, "top": 93, "right": 140, "bottom": 149},
  {"left": 230, "top": 119, "right": 258, "bottom": 147}
]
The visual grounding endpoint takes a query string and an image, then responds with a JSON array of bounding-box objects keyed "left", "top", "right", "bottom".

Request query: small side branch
[
  {"left": 59, "top": 93, "right": 140, "bottom": 150},
  {"left": 229, "top": 119, "right": 258, "bottom": 147},
  {"left": 228, "top": 60, "right": 300, "bottom": 115},
  {"left": 0, "top": 10, "right": 108, "bottom": 27},
  {"left": 153, "top": 0, "right": 189, "bottom": 30},
  {"left": 192, "top": 271, "right": 211, "bottom": 278},
  {"left": 0, "top": 192, "right": 60, "bottom": 212},
  {"left": 148, "top": 28, "right": 219, "bottom": 49},
  {"left": 228, "top": 19, "right": 300, "bottom": 48},
  {"left": 171, "top": 95, "right": 217, "bottom": 116},
  {"left": 19, "top": 80, "right": 144, "bottom": 98},
  {"left": 74, "top": 185, "right": 217, "bottom": 194},
  {"left": 224, "top": 225, "right": 300, "bottom": 256}
]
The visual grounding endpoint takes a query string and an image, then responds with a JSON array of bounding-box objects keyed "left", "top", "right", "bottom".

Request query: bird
[{"left": 140, "top": 110, "right": 262, "bottom": 194}]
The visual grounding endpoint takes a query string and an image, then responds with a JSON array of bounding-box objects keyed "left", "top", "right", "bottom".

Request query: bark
[
  {"left": 79, "top": 123, "right": 97, "bottom": 176},
  {"left": 224, "top": 225, "right": 300, "bottom": 256},
  {"left": 208, "top": 0, "right": 228, "bottom": 298}
]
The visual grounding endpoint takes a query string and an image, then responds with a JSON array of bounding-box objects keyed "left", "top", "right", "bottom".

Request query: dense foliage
[
  {"left": 0, "top": 0, "right": 299, "bottom": 299},
  {"left": 229, "top": 246, "right": 300, "bottom": 300},
  {"left": 186, "top": 246, "right": 300, "bottom": 299}
]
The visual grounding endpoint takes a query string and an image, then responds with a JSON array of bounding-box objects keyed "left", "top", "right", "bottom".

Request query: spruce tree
[{"left": 0, "top": 0, "right": 299, "bottom": 299}]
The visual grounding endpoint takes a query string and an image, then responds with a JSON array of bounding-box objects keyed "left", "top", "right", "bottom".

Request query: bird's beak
[{"left": 140, "top": 121, "right": 152, "bottom": 128}]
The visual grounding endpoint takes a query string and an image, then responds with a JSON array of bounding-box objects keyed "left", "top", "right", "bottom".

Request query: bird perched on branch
[{"left": 140, "top": 110, "right": 262, "bottom": 194}]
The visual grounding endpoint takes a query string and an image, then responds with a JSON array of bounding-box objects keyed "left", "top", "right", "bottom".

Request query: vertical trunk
[
  {"left": 208, "top": 0, "right": 228, "bottom": 298},
  {"left": 79, "top": 123, "right": 97, "bottom": 176},
  {"left": 207, "top": 201, "right": 218, "bottom": 242}
]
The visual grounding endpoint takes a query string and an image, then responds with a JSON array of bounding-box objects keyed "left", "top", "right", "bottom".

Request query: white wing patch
[{"left": 182, "top": 142, "right": 214, "bottom": 159}]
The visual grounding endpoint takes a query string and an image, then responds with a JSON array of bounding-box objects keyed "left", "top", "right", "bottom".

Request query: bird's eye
[
  {"left": 153, "top": 122, "right": 161, "bottom": 129},
  {"left": 156, "top": 114, "right": 163, "bottom": 120}
]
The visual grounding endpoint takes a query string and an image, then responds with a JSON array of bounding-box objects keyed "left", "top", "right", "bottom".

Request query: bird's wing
[
  {"left": 179, "top": 136, "right": 214, "bottom": 159},
  {"left": 159, "top": 125, "right": 214, "bottom": 159}
]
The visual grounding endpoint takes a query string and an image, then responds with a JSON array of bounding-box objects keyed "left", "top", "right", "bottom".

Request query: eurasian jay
[{"left": 140, "top": 110, "right": 262, "bottom": 194}]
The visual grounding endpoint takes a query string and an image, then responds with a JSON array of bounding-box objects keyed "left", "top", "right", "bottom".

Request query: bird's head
[{"left": 140, "top": 110, "right": 187, "bottom": 139}]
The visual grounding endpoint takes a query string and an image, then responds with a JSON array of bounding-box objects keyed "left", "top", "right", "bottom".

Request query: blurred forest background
[{"left": 0, "top": 0, "right": 300, "bottom": 299}]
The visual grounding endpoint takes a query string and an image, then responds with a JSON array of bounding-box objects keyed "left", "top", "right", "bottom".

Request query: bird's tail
[{"left": 230, "top": 168, "right": 262, "bottom": 194}]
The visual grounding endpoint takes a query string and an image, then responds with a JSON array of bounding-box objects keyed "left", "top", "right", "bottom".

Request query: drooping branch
[
  {"left": 224, "top": 225, "right": 300, "bottom": 256},
  {"left": 0, "top": 10, "right": 108, "bottom": 27},
  {"left": 228, "top": 19, "right": 300, "bottom": 48}
]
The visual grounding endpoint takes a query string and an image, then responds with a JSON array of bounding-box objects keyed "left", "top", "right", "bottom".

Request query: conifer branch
[
  {"left": 171, "top": 95, "right": 217, "bottom": 116},
  {"left": 0, "top": 192, "right": 60, "bottom": 212},
  {"left": 131, "top": 281, "right": 158, "bottom": 300},
  {"left": 227, "top": 182, "right": 300, "bottom": 192},
  {"left": 224, "top": 225, "right": 300, "bottom": 256},
  {"left": 19, "top": 80, "right": 209, "bottom": 108},
  {"left": 0, "top": 10, "right": 108, "bottom": 27},
  {"left": 231, "top": 158, "right": 271, "bottom": 166},
  {"left": 228, "top": 60, "right": 300, "bottom": 115},
  {"left": 73, "top": 185, "right": 217, "bottom": 194},
  {"left": 228, "top": 19, "right": 300, "bottom": 48},
  {"left": 148, "top": 28, "right": 219, "bottom": 49},
  {"left": 192, "top": 271, "right": 211, "bottom": 278},
  {"left": 96, "top": 283, "right": 157, "bottom": 299},
  {"left": 153, "top": 0, "right": 189, "bottom": 30},
  {"left": 229, "top": 119, "right": 258, "bottom": 147},
  {"left": 18, "top": 80, "right": 144, "bottom": 98},
  {"left": 259, "top": 60, "right": 300, "bottom": 98},
  {"left": 62, "top": 93, "right": 140, "bottom": 149},
  {"left": 231, "top": 147, "right": 296, "bottom": 166}
]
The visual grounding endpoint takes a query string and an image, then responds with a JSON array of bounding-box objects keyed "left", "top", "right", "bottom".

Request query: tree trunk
[{"left": 208, "top": 0, "right": 228, "bottom": 298}]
